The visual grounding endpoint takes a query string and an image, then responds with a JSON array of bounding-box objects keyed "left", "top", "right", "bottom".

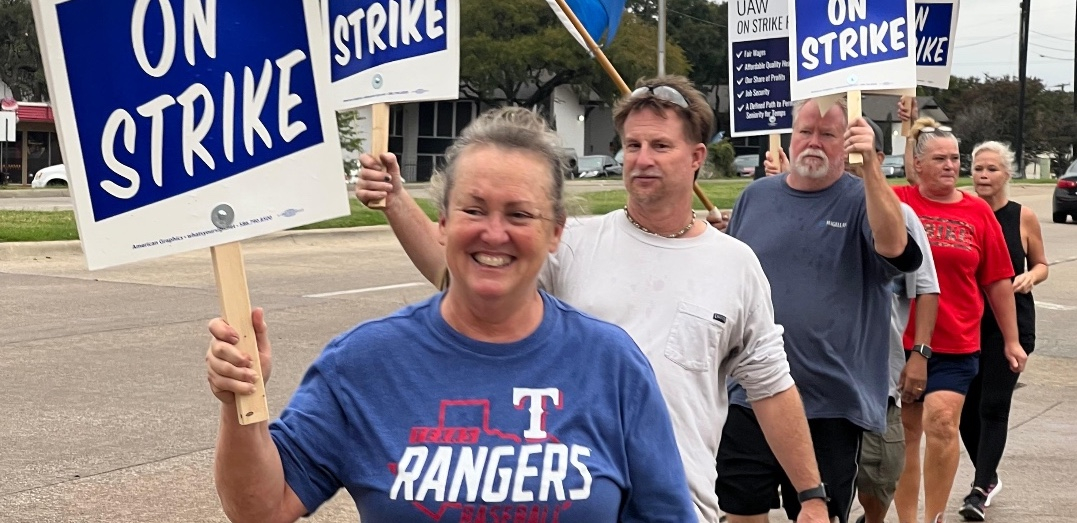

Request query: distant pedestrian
[
  {"left": 957, "top": 140, "right": 1049, "bottom": 521},
  {"left": 892, "top": 121, "right": 1027, "bottom": 523}
]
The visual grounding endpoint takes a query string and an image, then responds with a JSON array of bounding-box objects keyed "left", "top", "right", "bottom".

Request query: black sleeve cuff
[{"left": 883, "top": 232, "right": 922, "bottom": 273}]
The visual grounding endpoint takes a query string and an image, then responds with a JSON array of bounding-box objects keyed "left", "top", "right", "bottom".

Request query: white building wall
[{"left": 551, "top": 85, "right": 586, "bottom": 156}]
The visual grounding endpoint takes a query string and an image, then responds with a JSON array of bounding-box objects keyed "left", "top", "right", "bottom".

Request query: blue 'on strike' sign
[
  {"left": 914, "top": 3, "right": 953, "bottom": 66},
  {"left": 328, "top": 0, "right": 449, "bottom": 83},
  {"left": 795, "top": 0, "right": 909, "bottom": 81},
  {"left": 57, "top": 0, "right": 324, "bottom": 222}
]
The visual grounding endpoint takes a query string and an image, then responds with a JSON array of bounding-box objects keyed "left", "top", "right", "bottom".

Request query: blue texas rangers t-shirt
[{"left": 269, "top": 291, "right": 694, "bottom": 522}]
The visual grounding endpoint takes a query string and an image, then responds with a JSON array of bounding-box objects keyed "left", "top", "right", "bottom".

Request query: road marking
[
  {"left": 1048, "top": 256, "right": 1077, "bottom": 266},
  {"left": 1037, "top": 301, "right": 1076, "bottom": 311},
  {"left": 304, "top": 282, "right": 428, "bottom": 298}
]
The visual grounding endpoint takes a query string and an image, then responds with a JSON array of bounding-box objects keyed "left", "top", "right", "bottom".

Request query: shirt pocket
[{"left": 664, "top": 301, "right": 724, "bottom": 372}]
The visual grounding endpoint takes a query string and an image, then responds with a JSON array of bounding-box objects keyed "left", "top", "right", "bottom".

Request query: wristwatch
[
  {"left": 797, "top": 483, "right": 830, "bottom": 504},
  {"left": 912, "top": 343, "right": 933, "bottom": 359}
]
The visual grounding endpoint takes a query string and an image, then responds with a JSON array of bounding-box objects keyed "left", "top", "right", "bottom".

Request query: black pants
[
  {"left": 959, "top": 335, "right": 1033, "bottom": 489},
  {"left": 716, "top": 405, "right": 863, "bottom": 523}
]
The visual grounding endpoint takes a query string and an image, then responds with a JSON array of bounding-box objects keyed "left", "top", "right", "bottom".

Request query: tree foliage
[
  {"left": 923, "top": 75, "right": 1076, "bottom": 166},
  {"left": 459, "top": 0, "right": 688, "bottom": 111},
  {"left": 627, "top": 0, "right": 728, "bottom": 131},
  {"left": 0, "top": 0, "right": 48, "bottom": 101},
  {"left": 628, "top": 0, "right": 728, "bottom": 88},
  {"left": 336, "top": 109, "right": 364, "bottom": 177}
]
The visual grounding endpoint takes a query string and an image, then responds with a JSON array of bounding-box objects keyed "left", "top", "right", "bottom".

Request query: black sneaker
[{"left": 959, "top": 487, "right": 988, "bottom": 521}]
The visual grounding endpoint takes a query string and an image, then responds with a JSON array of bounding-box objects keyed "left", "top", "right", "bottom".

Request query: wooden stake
[
  {"left": 367, "top": 103, "right": 391, "bottom": 209},
  {"left": 768, "top": 134, "right": 782, "bottom": 159},
  {"left": 211, "top": 242, "right": 269, "bottom": 425},
  {"left": 847, "top": 90, "right": 863, "bottom": 165}
]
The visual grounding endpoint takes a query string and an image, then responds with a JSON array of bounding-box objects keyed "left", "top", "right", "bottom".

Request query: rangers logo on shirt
[{"left": 389, "top": 387, "right": 593, "bottom": 522}]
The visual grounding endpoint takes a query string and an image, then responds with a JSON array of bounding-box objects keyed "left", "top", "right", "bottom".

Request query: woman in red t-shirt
[{"left": 891, "top": 118, "right": 1026, "bottom": 523}]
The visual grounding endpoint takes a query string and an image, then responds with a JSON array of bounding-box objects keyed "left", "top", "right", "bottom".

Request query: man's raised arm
[{"left": 356, "top": 153, "right": 447, "bottom": 285}]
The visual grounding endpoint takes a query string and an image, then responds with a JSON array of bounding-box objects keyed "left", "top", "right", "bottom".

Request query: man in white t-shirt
[{"left": 355, "top": 75, "right": 829, "bottom": 523}]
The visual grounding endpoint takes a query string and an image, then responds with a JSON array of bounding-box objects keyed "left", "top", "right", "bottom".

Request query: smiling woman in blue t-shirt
[{"left": 202, "top": 107, "right": 695, "bottom": 523}]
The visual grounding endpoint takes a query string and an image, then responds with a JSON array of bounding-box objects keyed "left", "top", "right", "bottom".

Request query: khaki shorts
[{"left": 856, "top": 400, "right": 905, "bottom": 505}]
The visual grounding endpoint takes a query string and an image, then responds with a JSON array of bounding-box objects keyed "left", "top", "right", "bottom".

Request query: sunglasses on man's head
[{"left": 629, "top": 85, "right": 689, "bottom": 109}]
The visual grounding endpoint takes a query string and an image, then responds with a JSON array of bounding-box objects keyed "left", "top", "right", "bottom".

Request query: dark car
[
  {"left": 1052, "top": 162, "right": 1077, "bottom": 223},
  {"left": 576, "top": 155, "right": 622, "bottom": 178}
]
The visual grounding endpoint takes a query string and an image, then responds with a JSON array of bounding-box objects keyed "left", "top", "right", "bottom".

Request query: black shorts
[
  {"left": 904, "top": 350, "right": 980, "bottom": 401},
  {"left": 715, "top": 404, "right": 863, "bottom": 523}
]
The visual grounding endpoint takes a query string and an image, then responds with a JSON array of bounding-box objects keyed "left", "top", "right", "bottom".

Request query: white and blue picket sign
[
  {"left": 789, "top": 0, "right": 917, "bottom": 100},
  {"left": 914, "top": 0, "right": 960, "bottom": 88},
  {"left": 33, "top": 0, "right": 349, "bottom": 270},
  {"left": 323, "top": 0, "right": 460, "bottom": 110}
]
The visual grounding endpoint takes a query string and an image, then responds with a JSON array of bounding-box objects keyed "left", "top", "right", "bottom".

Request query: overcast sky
[{"left": 951, "top": 0, "right": 1075, "bottom": 90}]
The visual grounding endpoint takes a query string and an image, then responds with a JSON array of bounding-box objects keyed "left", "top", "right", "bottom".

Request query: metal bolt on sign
[{"left": 211, "top": 204, "right": 235, "bottom": 229}]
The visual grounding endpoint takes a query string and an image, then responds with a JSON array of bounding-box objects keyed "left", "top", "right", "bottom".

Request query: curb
[
  {"left": 0, "top": 224, "right": 395, "bottom": 262},
  {"left": 0, "top": 188, "right": 69, "bottom": 198}
]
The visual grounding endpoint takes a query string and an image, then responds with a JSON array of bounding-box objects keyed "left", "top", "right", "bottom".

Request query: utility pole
[
  {"left": 658, "top": 0, "right": 667, "bottom": 75},
  {"left": 1014, "top": 0, "right": 1032, "bottom": 178}
]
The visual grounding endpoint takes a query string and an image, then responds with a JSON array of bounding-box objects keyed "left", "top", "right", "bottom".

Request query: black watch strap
[
  {"left": 797, "top": 483, "right": 830, "bottom": 504},
  {"left": 913, "top": 343, "right": 932, "bottom": 359}
]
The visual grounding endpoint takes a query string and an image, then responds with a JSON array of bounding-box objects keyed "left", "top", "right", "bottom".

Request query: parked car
[
  {"left": 31, "top": 164, "right": 68, "bottom": 188},
  {"left": 732, "top": 154, "right": 759, "bottom": 177},
  {"left": 576, "top": 154, "right": 622, "bottom": 178},
  {"left": 560, "top": 148, "right": 579, "bottom": 177},
  {"left": 882, "top": 154, "right": 905, "bottom": 178},
  {"left": 1053, "top": 161, "right": 1077, "bottom": 223}
]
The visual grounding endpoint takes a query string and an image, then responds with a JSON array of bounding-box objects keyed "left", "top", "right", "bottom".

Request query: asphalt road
[{"left": 0, "top": 184, "right": 1074, "bottom": 522}]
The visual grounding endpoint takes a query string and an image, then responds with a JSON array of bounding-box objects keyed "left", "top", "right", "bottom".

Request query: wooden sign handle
[
  {"left": 693, "top": 183, "right": 715, "bottom": 212},
  {"left": 211, "top": 242, "right": 269, "bottom": 425},
  {"left": 768, "top": 134, "right": 782, "bottom": 160},
  {"left": 900, "top": 96, "right": 913, "bottom": 137},
  {"left": 847, "top": 90, "right": 863, "bottom": 165},
  {"left": 367, "top": 103, "right": 392, "bottom": 209}
]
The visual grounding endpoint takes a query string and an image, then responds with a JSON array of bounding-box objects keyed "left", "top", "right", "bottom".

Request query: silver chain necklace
[{"left": 623, "top": 206, "right": 695, "bottom": 238}]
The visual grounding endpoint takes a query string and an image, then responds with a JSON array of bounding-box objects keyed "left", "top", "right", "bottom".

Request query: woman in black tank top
[{"left": 957, "top": 141, "right": 1049, "bottom": 521}]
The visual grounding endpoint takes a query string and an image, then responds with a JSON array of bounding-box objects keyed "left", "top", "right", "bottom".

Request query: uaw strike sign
[
  {"left": 324, "top": 0, "right": 460, "bottom": 109},
  {"left": 790, "top": 0, "right": 917, "bottom": 100},
  {"left": 914, "top": 0, "right": 960, "bottom": 88},
  {"left": 31, "top": 0, "right": 349, "bottom": 270},
  {"left": 728, "top": 0, "right": 793, "bottom": 137}
]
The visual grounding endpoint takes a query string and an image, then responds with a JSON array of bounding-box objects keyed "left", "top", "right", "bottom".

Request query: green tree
[
  {"left": 459, "top": 0, "right": 688, "bottom": 111},
  {"left": 707, "top": 140, "right": 735, "bottom": 177},
  {"left": 336, "top": 109, "right": 364, "bottom": 178},
  {"left": 0, "top": 0, "right": 48, "bottom": 101},
  {"left": 922, "top": 75, "right": 1076, "bottom": 168},
  {"left": 627, "top": 0, "right": 728, "bottom": 130}
]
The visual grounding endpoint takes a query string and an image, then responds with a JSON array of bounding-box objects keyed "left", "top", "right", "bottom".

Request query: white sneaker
[{"left": 984, "top": 475, "right": 1002, "bottom": 507}]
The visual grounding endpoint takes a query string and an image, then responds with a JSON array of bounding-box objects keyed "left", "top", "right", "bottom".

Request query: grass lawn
[
  {"left": 0, "top": 176, "right": 1060, "bottom": 242},
  {"left": 575, "top": 176, "right": 1060, "bottom": 213},
  {"left": 290, "top": 198, "right": 440, "bottom": 230},
  {"left": 0, "top": 198, "right": 442, "bottom": 243},
  {"left": 0, "top": 210, "right": 79, "bottom": 242}
]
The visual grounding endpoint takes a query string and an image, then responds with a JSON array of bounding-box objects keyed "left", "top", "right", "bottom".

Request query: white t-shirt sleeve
[{"left": 726, "top": 255, "right": 795, "bottom": 403}]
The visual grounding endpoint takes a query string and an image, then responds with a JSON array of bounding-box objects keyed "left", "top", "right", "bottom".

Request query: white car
[{"left": 31, "top": 164, "right": 68, "bottom": 188}]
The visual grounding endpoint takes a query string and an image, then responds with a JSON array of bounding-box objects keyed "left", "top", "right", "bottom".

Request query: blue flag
[{"left": 547, "top": 0, "right": 627, "bottom": 47}]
